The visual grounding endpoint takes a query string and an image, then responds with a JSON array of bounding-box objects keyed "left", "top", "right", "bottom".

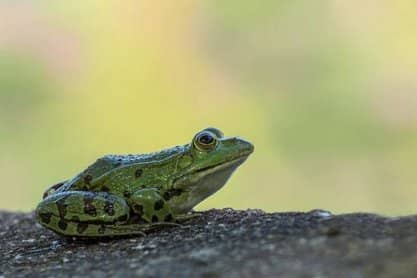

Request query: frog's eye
[{"left": 193, "top": 131, "right": 218, "bottom": 151}]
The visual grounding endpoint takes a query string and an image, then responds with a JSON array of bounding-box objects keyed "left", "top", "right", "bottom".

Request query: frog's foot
[
  {"left": 142, "top": 221, "right": 183, "bottom": 230},
  {"left": 83, "top": 223, "right": 147, "bottom": 237},
  {"left": 175, "top": 212, "right": 203, "bottom": 223}
]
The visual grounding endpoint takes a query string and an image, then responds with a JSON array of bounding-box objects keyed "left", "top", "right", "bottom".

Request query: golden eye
[{"left": 194, "top": 132, "right": 217, "bottom": 151}]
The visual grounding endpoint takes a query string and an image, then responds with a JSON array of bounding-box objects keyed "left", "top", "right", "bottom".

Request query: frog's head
[{"left": 167, "top": 127, "right": 254, "bottom": 214}]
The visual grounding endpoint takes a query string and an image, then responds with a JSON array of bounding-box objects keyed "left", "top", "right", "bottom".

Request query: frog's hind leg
[{"left": 36, "top": 191, "right": 139, "bottom": 237}]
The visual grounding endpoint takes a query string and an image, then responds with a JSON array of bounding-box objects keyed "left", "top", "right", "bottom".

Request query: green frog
[{"left": 35, "top": 127, "right": 254, "bottom": 237}]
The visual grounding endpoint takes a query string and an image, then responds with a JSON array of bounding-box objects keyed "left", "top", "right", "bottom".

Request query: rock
[{"left": 1, "top": 208, "right": 417, "bottom": 277}]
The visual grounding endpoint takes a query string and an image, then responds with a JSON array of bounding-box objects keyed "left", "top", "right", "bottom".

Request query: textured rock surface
[{"left": 2, "top": 208, "right": 417, "bottom": 277}]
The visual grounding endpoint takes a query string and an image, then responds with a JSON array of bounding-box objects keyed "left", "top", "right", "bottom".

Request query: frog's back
[
  {"left": 104, "top": 145, "right": 188, "bottom": 166},
  {"left": 61, "top": 145, "right": 188, "bottom": 191}
]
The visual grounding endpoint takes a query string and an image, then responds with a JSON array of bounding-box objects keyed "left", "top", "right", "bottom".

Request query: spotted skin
[
  {"left": 128, "top": 188, "right": 172, "bottom": 223},
  {"left": 35, "top": 127, "right": 254, "bottom": 237}
]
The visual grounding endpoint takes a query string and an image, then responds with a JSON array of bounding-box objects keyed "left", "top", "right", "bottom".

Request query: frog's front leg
[
  {"left": 129, "top": 188, "right": 175, "bottom": 223},
  {"left": 35, "top": 191, "right": 145, "bottom": 237}
]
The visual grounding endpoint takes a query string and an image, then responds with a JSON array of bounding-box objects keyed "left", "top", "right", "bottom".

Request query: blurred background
[{"left": 1, "top": 1, "right": 417, "bottom": 215}]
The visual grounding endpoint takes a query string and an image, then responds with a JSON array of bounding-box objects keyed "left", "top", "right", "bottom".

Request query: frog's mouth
[
  {"left": 169, "top": 155, "right": 250, "bottom": 214},
  {"left": 194, "top": 156, "right": 249, "bottom": 175}
]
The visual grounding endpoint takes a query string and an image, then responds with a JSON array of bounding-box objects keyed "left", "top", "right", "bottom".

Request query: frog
[{"left": 35, "top": 127, "right": 254, "bottom": 237}]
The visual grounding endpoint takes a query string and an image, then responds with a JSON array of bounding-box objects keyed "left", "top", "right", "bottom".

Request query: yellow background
[{"left": 1, "top": 1, "right": 417, "bottom": 215}]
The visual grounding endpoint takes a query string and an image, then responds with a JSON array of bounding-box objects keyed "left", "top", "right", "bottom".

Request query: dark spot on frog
[
  {"left": 163, "top": 192, "right": 170, "bottom": 200},
  {"left": 118, "top": 214, "right": 128, "bottom": 222},
  {"left": 133, "top": 204, "right": 144, "bottom": 215},
  {"left": 152, "top": 215, "right": 159, "bottom": 222},
  {"left": 71, "top": 216, "right": 80, "bottom": 222},
  {"left": 84, "top": 175, "right": 93, "bottom": 185},
  {"left": 58, "top": 220, "right": 68, "bottom": 231},
  {"left": 98, "top": 225, "right": 106, "bottom": 234},
  {"left": 101, "top": 185, "right": 110, "bottom": 192},
  {"left": 39, "top": 212, "right": 52, "bottom": 224},
  {"left": 163, "top": 189, "right": 183, "bottom": 201},
  {"left": 77, "top": 223, "right": 89, "bottom": 234},
  {"left": 81, "top": 186, "right": 89, "bottom": 191},
  {"left": 154, "top": 199, "right": 164, "bottom": 211},
  {"left": 135, "top": 169, "right": 143, "bottom": 178},
  {"left": 114, "top": 162, "right": 122, "bottom": 167},
  {"left": 84, "top": 197, "right": 97, "bottom": 217},
  {"left": 56, "top": 196, "right": 69, "bottom": 218},
  {"left": 128, "top": 214, "right": 144, "bottom": 224},
  {"left": 104, "top": 201, "right": 115, "bottom": 216},
  {"left": 164, "top": 214, "right": 173, "bottom": 222},
  {"left": 123, "top": 191, "right": 132, "bottom": 198}
]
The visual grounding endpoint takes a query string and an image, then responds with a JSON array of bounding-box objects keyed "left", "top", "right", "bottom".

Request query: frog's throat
[{"left": 169, "top": 156, "right": 249, "bottom": 214}]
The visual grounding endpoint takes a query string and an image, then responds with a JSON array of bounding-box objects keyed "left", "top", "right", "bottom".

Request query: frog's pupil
[{"left": 199, "top": 134, "right": 214, "bottom": 145}]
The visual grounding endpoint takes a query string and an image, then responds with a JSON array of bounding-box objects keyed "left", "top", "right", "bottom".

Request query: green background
[{"left": 1, "top": 1, "right": 417, "bottom": 215}]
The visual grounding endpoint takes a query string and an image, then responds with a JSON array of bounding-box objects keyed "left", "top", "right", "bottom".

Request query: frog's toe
[{"left": 175, "top": 212, "right": 202, "bottom": 223}]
